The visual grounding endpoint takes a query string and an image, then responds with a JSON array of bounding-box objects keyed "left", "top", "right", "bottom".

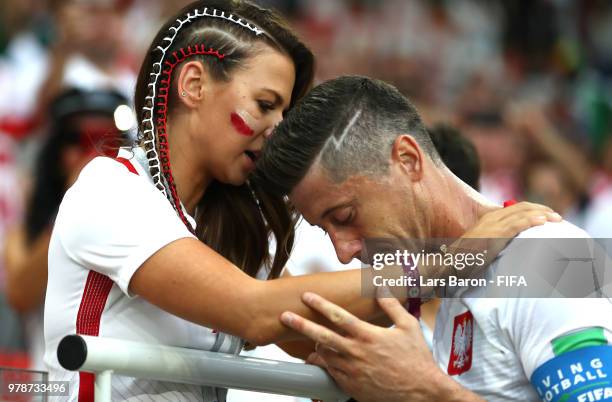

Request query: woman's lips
[{"left": 231, "top": 112, "right": 254, "bottom": 136}]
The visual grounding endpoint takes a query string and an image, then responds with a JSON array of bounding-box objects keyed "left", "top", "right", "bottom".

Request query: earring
[{"left": 181, "top": 91, "right": 187, "bottom": 97}]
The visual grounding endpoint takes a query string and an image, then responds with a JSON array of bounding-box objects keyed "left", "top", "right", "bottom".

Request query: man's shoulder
[
  {"left": 515, "top": 220, "right": 590, "bottom": 240},
  {"left": 494, "top": 220, "right": 590, "bottom": 265}
]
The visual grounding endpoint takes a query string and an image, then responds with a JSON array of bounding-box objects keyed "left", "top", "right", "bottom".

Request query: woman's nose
[
  {"left": 264, "top": 112, "right": 283, "bottom": 139},
  {"left": 263, "top": 126, "right": 274, "bottom": 139}
]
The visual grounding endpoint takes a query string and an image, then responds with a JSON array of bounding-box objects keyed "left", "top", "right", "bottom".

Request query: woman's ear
[
  {"left": 391, "top": 134, "right": 424, "bottom": 181},
  {"left": 176, "top": 60, "right": 208, "bottom": 108}
]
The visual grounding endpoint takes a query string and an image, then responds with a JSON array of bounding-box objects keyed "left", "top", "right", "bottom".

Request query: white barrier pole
[
  {"left": 94, "top": 370, "right": 112, "bottom": 402},
  {"left": 58, "top": 335, "right": 347, "bottom": 402}
]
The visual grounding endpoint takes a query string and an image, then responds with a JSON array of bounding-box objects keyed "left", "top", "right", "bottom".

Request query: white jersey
[
  {"left": 433, "top": 221, "right": 612, "bottom": 401},
  {"left": 44, "top": 147, "right": 243, "bottom": 401}
]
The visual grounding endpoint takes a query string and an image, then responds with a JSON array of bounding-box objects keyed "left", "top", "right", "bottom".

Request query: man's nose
[{"left": 330, "top": 232, "right": 362, "bottom": 264}]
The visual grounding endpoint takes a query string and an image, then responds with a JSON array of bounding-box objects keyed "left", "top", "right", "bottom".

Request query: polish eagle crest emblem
[{"left": 447, "top": 310, "right": 474, "bottom": 375}]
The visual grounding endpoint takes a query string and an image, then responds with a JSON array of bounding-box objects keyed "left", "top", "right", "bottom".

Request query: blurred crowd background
[{"left": 1, "top": 0, "right": 611, "bottom": 400}]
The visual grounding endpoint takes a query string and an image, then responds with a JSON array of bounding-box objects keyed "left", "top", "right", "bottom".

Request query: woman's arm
[
  {"left": 130, "top": 202, "right": 561, "bottom": 347},
  {"left": 273, "top": 269, "right": 316, "bottom": 359},
  {"left": 130, "top": 238, "right": 387, "bottom": 346}
]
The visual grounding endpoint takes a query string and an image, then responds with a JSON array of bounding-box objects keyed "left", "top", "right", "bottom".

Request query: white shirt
[
  {"left": 433, "top": 221, "right": 612, "bottom": 401},
  {"left": 44, "top": 148, "right": 242, "bottom": 401}
]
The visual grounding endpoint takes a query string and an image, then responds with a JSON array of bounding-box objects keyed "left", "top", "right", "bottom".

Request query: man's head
[{"left": 256, "top": 76, "right": 476, "bottom": 263}]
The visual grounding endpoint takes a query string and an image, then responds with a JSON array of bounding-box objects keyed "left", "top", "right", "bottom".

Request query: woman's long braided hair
[{"left": 133, "top": 0, "right": 314, "bottom": 278}]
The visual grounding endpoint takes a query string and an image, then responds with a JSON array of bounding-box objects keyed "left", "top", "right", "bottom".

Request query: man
[{"left": 255, "top": 76, "right": 612, "bottom": 402}]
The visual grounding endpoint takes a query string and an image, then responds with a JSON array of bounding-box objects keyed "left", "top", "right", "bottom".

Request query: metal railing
[{"left": 57, "top": 335, "right": 347, "bottom": 402}]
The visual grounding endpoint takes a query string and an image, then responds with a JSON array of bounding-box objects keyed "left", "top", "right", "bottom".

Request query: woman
[{"left": 43, "top": 1, "right": 559, "bottom": 401}]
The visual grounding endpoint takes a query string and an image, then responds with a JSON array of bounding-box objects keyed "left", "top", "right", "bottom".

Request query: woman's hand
[
  {"left": 464, "top": 201, "right": 561, "bottom": 239},
  {"left": 362, "top": 201, "right": 563, "bottom": 299},
  {"left": 449, "top": 201, "right": 562, "bottom": 275}
]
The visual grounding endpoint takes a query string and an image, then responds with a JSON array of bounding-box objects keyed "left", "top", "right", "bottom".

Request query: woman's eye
[{"left": 257, "top": 100, "right": 274, "bottom": 113}]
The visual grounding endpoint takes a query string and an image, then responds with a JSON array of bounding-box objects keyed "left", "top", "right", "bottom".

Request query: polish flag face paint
[{"left": 231, "top": 111, "right": 255, "bottom": 137}]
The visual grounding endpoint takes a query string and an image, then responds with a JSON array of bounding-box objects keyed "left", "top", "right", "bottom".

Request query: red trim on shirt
[
  {"left": 76, "top": 271, "right": 114, "bottom": 402},
  {"left": 75, "top": 157, "right": 139, "bottom": 401},
  {"left": 115, "top": 157, "right": 138, "bottom": 174}
]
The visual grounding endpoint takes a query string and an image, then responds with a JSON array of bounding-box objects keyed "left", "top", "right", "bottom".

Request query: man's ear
[
  {"left": 176, "top": 60, "right": 208, "bottom": 108},
  {"left": 390, "top": 134, "right": 424, "bottom": 181}
]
